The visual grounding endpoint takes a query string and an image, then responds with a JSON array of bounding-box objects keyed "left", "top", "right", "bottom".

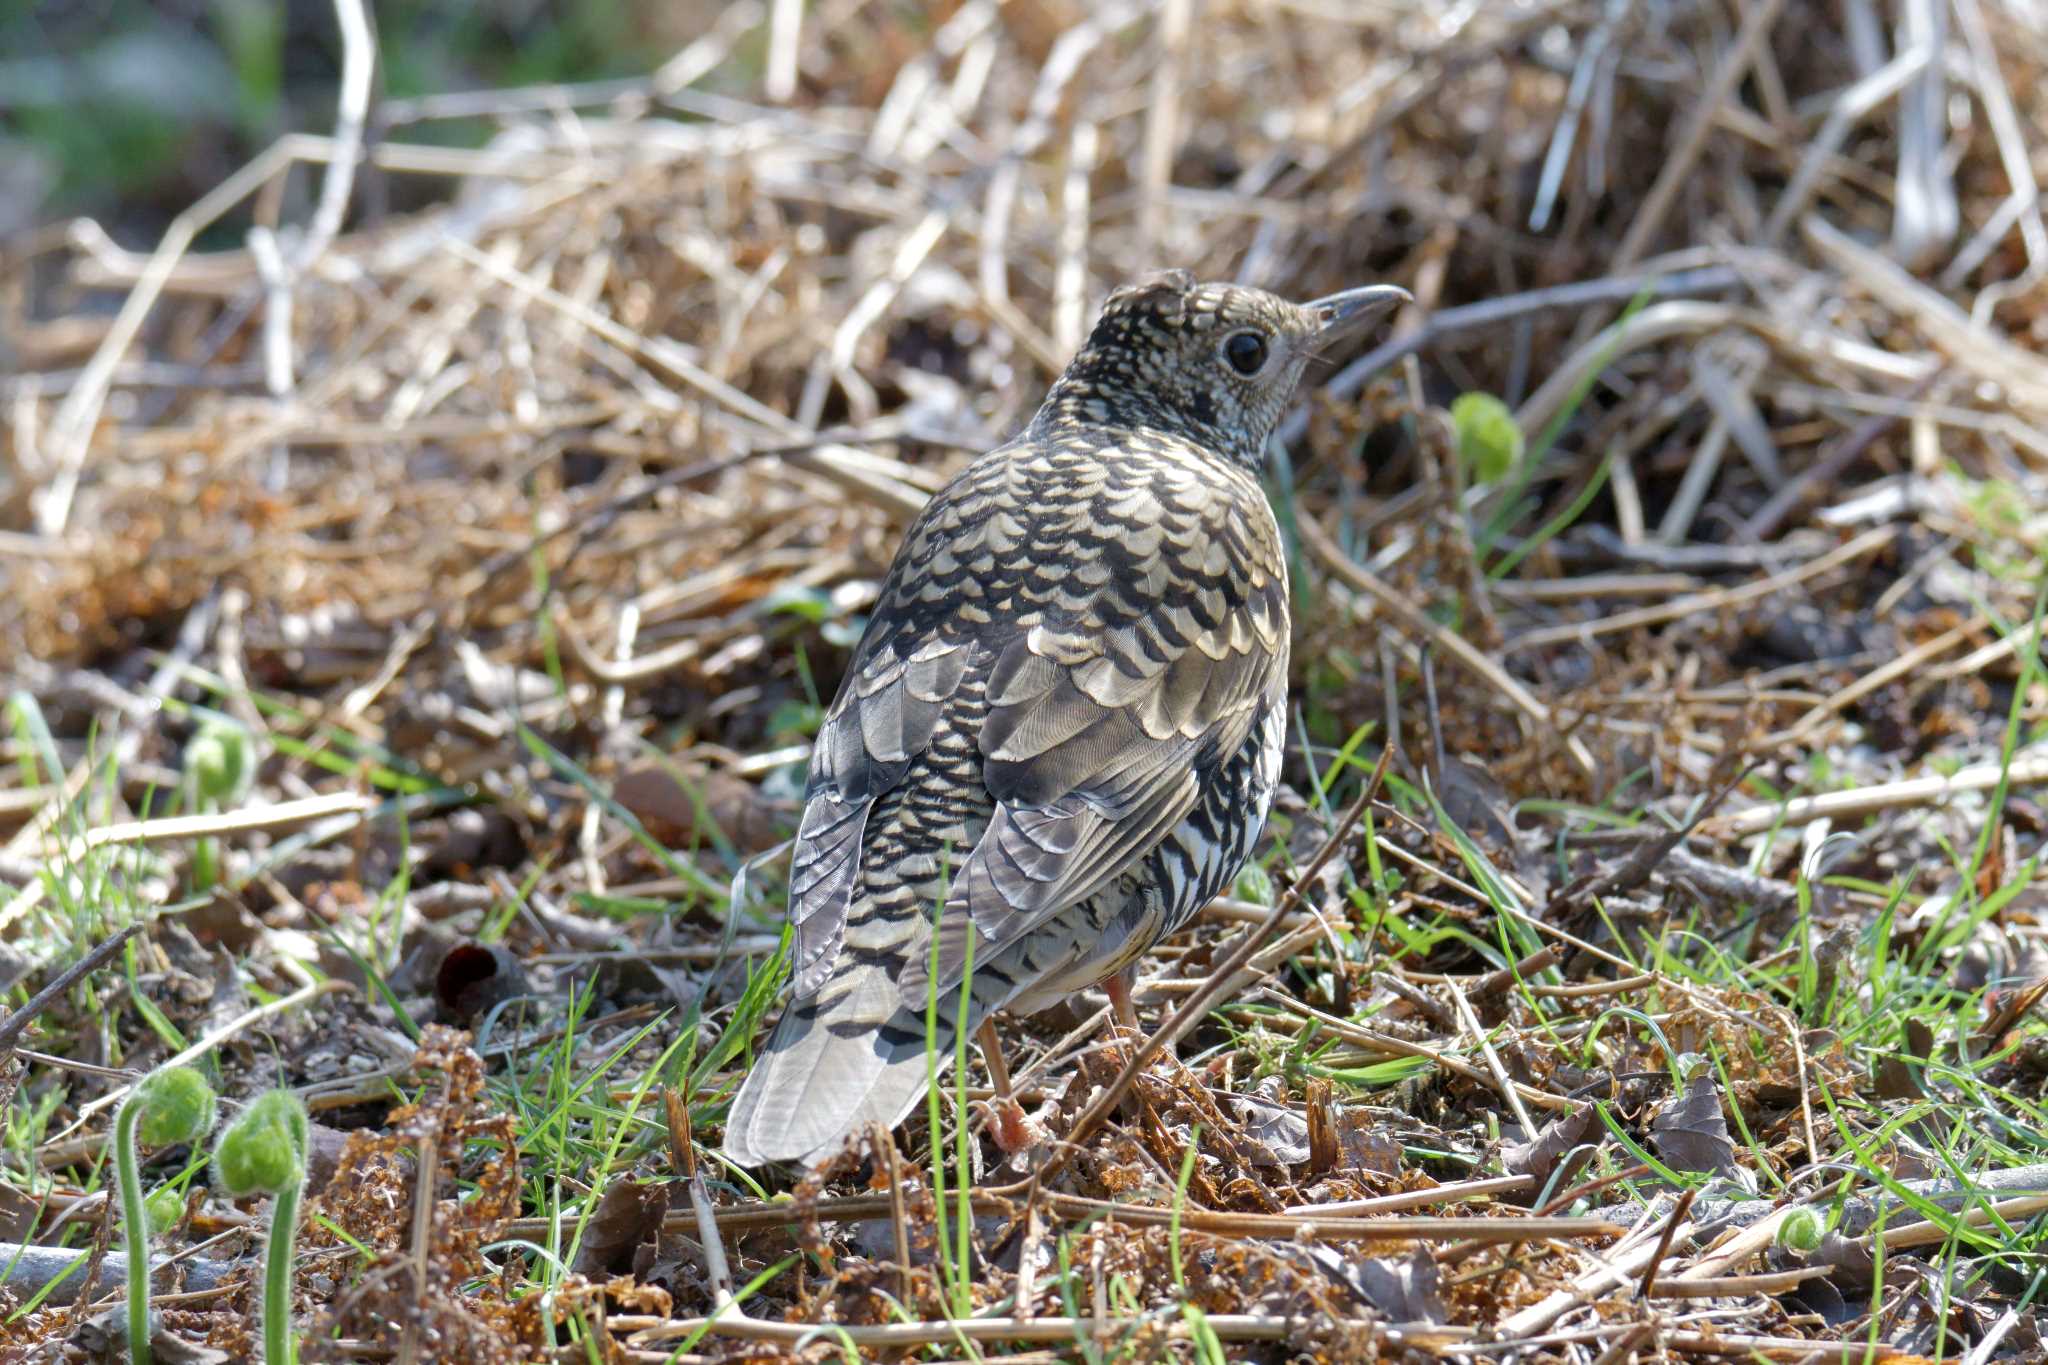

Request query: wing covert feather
[{"left": 782, "top": 435, "right": 1287, "bottom": 1011}]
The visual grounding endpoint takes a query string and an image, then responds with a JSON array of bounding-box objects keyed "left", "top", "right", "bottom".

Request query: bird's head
[{"left": 1035, "top": 269, "right": 1408, "bottom": 468}]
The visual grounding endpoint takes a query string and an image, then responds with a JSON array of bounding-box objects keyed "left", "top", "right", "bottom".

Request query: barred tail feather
[{"left": 722, "top": 962, "right": 972, "bottom": 1168}]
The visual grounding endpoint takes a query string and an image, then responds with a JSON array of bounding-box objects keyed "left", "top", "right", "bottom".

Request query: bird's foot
[{"left": 982, "top": 1096, "right": 1043, "bottom": 1157}]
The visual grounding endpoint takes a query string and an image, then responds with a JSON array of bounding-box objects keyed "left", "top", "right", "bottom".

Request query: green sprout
[
  {"left": 184, "top": 717, "right": 252, "bottom": 891},
  {"left": 212, "top": 1090, "right": 309, "bottom": 1365},
  {"left": 115, "top": 1066, "right": 219, "bottom": 1365},
  {"left": 1450, "top": 391, "right": 1525, "bottom": 485},
  {"left": 1777, "top": 1206, "right": 1824, "bottom": 1253},
  {"left": 143, "top": 1185, "right": 185, "bottom": 1238}
]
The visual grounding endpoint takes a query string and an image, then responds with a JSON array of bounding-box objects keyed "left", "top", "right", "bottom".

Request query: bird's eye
[{"left": 1222, "top": 331, "right": 1268, "bottom": 376}]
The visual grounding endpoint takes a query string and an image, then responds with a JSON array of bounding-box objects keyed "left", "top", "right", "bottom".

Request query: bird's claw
[{"left": 982, "top": 1096, "right": 1042, "bottom": 1157}]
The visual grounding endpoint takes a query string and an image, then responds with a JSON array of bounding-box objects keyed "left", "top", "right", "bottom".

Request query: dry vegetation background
[{"left": 4, "top": 0, "right": 2048, "bottom": 1360}]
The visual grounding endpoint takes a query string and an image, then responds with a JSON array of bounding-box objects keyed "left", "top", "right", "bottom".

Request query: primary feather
[{"left": 723, "top": 270, "right": 1400, "bottom": 1168}]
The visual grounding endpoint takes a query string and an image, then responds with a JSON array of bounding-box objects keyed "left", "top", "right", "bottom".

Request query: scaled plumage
[{"left": 723, "top": 270, "right": 1405, "bottom": 1168}]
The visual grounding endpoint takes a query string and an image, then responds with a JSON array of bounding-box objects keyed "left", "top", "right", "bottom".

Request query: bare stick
[
  {"left": 1705, "top": 751, "right": 2048, "bottom": 838},
  {"left": 302, "top": 0, "right": 373, "bottom": 270},
  {"left": 1504, "top": 524, "right": 1897, "bottom": 652},
  {"left": 62, "top": 968, "right": 348, "bottom": 1131},
  {"left": 0, "top": 923, "right": 143, "bottom": 1057},
  {"left": 765, "top": 0, "right": 802, "bottom": 102},
  {"left": 78, "top": 793, "right": 376, "bottom": 852},
  {"left": 37, "top": 140, "right": 301, "bottom": 533},
  {"left": 1280, "top": 263, "right": 1741, "bottom": 449}
]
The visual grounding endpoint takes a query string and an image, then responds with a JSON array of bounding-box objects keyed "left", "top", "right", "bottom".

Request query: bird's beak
[{"left": 1306, "top": 284, "right": 1411, "bottom": 352}]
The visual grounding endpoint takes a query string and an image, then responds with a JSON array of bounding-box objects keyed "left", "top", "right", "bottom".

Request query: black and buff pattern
[{"left": 723, "top": 270, "right": 1406, "bottom": 1167}]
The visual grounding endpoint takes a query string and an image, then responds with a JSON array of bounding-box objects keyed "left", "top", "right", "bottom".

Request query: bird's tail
[{"left": 722, "top": 955, "right": 986, "bottom": 1169}]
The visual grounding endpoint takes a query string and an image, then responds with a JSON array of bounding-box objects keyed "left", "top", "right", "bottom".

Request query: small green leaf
[
  {"left": 144, "top": 1185, "right": 185, "bottom": 1237},
  {"left": 1232, "top": 862, "right": 1274, "bottom": 906},
  {"left": 761, "top": 584, "right": 832, "bottom": 623},
  {"left": 1777, "top": 1206, "right": 1824, "bottom": 1253},
  {"left": 186, "top": 718, "right": 251, "bottom": 803},
  {"left": 1451, "top": 391, "right": 1524, "bottom": 485},
  {"left": 765, "top": 700, "right": 824, "bottom": 743}
]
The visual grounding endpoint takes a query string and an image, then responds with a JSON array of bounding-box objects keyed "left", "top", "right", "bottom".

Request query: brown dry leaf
[
  {"left": 613, "top": 762, "right": 790, "bottom": 854},
  {"left": 1227, "top": 1086, "right": 1311, "bottom": 1167},
  {"left": 1648, "top": 1069, "right": 1739, "bottom": 1180},
  {"left": 1300, "top": 1244, "right": 1450, "bottom": 1323},
  {"left": 1327, "top": 1105, "right": 1403, "bottom": 1177},
  {"left": 1502, "top": 1101, "right": 1601, "bottom": 1194},
  {"left": 570, "top": 1177, "right": 668, "bottom": 1279}
]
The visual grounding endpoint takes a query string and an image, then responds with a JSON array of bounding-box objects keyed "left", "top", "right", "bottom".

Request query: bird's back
[{"left": 722, "top": 426, "right": 1285, "bottom": 1166}]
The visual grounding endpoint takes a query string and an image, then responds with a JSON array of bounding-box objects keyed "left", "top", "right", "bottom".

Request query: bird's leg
[
  {"left": 977, "top": 1017, "right": 1015, "bottom": 1099},
  {"left": 1103, "top": 965, "right": 1141, "bottom": 1035},
  {"left": 976, "top": 1018, "right": 1036, "bottom": 1156}
]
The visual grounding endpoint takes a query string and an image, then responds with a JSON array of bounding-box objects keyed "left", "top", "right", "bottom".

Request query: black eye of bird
[{"left": 1223, "top": 331, "right": 1268, "bottom": 376}]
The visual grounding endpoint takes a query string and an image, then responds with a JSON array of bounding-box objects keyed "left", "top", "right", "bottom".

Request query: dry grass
[{"left": 4, "top": 0, "right": 2048, "bottom": 1360}]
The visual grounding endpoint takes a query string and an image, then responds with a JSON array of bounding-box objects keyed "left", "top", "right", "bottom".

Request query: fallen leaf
[
  {"left": 570, "top": 1177, "right": 668, "bottom": 1279},
  {"left": 1649, "top": 1069, "right": 1738, "bottom": 1178}
]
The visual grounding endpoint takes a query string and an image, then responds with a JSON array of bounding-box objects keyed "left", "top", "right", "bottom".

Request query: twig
[
  {"left": 764, "top": 0, "right": 802, "bottom": 102},
  {"left": 1138, "top": 0, "right": 1191, "bottom": 258},
  {"left": 1704, "top": 750, "right": 2048, "bottom": 838},
  {"left": 61, "top": 965, "right": 349, "bottom": 1130},
  {"left": 250, "top": 0, "right": 375, "bottom": 400},
  {"left": 1055, "top": 121, "right": 1098, "bottom": 357},
  {"left": 437, "top": 236, "right": 930, "bottom": 518},
  {"left": 1504, "top": 524, "right": 1898, "bottom": 651},
  {"left": 1946, "top": 0, "right": 2048, "bottom": 293},
  {"left": 1545, "top": 760, "right": 1758, "bottom": 916},
  {"left": 1282, "top": 1174, "right": 1532, "bottom": 1217},
  {"left": 1891, "top": 0, "right": 1957, "bottom": 268},
  {"left": 625, "top": 1311, "right": 1466, "bottom": 1351},
  {"left": 396, "top": 1122, "right": 439, "bottom": 1365},
  {"left": 689, "top": 1169, "right": 741, "bottom": 1315},
  {"left": 1259, "top": 989, "right": 1576, "bottom": 1114},
  {"left": 1444, "top": 979, "right": 1533, "bottom": 1136},
  {"left": 871, "top": 1122, "right": 911, "bottom": 1310},
  {"left": 1758, "top": 38, "right": 1932, "bottom": 247},
  {"left": 37, "top": 140, "right": 304, "bottom": 533},
  {"left": 1498, "top": 1206, "right": 1692, "bottom": 1339},
  {"left": 1743, "top": 371, "right": 1940, "bottom": 539},
  {"left": 1660, "top": 1331, "right": 1909, "bottom": 1361},
  {"left": 0, "top": 923, "right": 144, "bottom": 1057},
  {"left": 1635, "top": 1187, "right": 1695, "bottom": 1301},
  {"left": 0, "top": 1242, "right": 236, "bottom": 1307},
  {"left": 1766, "top": 617, "right": 1981, "bottom": 747},
  {"left": 1805, "top": 215, "right": 2048, "bottom": 416},
  {"left": 77, "top": 792, "right": 376, "bottom": 851},
  {"left": 1281, "top": 263, "right": 1742, "bottom": 449},
  {"left": 512, "top": 1186, "right": 1622, "bottom": 1246},
  {"left": 1849, "top": 1193, "right": 2048, "bottom": 1254}
]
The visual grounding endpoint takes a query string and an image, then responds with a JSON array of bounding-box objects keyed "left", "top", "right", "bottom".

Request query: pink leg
[
  {"left": 1103, "top": 965, "right": 1140, "bottom": 1034},
  {"left": 977, "top": 1018, "right": 1035, "bottom": 1156}
]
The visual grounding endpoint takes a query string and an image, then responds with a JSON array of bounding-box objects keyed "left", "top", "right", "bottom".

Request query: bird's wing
[
  {"left": 785, "top": 439, "right": 1046, "bottom": 1000},
  {"left": 787, "top": 632, "right": 973, "bottom": 998},
  {"left": 898, "top": 465, "right": 1289, "bottom": 1007}
]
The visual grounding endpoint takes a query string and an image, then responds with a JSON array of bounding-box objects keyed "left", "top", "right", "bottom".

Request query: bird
[{"left": 722, "top": 269, "right": 1408, "bottom": 1168}]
